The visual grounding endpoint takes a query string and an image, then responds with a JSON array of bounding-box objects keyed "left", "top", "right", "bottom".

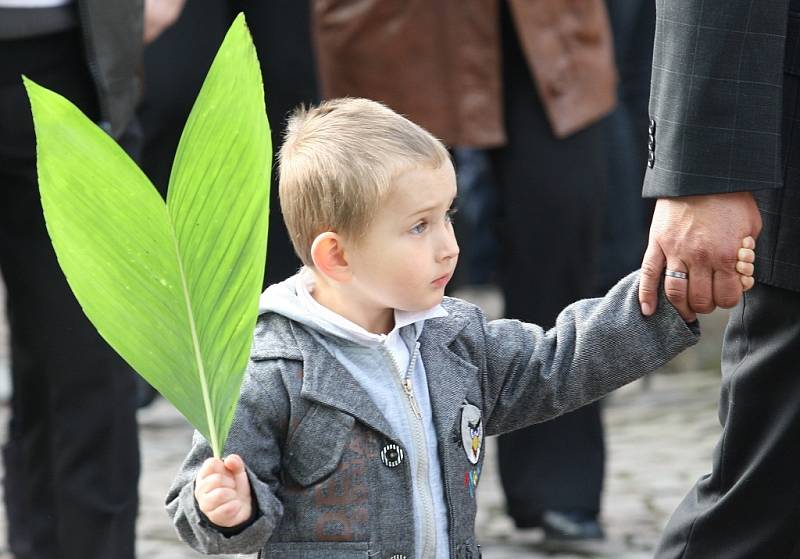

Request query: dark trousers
[
  {"left": 231, "top": 0, "right": 318, "bottom": 285},
  {"left": 140, "top": 0, "right": 318, "bottom": 288},
  {"left": 598, "top": 0, "right": 656, "bottom": 292},
  {"left": 655, "top": 284, "right": 800, "bottom": 558},
  {"left": 491, "top": 4, "right": 607, "bottom": 520},
  {"left": 0, "top": 30, "right": 140, "bottom": 559}
]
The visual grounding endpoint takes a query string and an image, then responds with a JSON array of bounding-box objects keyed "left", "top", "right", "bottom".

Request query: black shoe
[{"left": 540, "top": 510, "right": 604, "bottom": 541}]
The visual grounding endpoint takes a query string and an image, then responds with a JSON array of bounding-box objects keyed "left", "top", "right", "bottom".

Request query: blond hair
[{"left": 278, "top": 98, "right": 450, "bottom": 267}]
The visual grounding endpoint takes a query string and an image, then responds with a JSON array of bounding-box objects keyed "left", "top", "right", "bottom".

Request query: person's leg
[
  {"left": 497, "top": 403, "right": 605, "bottom": 529},
  {"left": 228, "top": 0, "right": 319, "bottom": 286},
  {"left": 490, "top": 2, "right": 608, "bottom": 537},
  {"left": 139, "top": 0, "right": 230, "bottom": 198},
  {"left": 0, "top": 30, "right": 140, "bottom": 559},
  {"left": 655, "top": 283, "right": 800, "bottom": 558},
  {"left": 136, "top": 0, "right": 231, "bottom": 408},
  {"left": 598, "top": 0, "right": 656, "bottom": 292}
]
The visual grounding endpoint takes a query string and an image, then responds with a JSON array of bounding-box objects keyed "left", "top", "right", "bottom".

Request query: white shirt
[
  {"left": 0, "top": 0, "right": 72, "bottom": 7},
  {"left": 291, "top": 270, "right": 451, "bottom": 559}
]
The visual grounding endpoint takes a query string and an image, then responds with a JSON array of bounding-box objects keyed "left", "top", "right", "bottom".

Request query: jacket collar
[
  {"left": 287, "top": 319, "right": 397, "bottom": 440},
  {"left": 255, "top": 297, "right": 479, "bottom": 441},
  {"left": 418, "top": 302, "right": 479, "bottom": 439}
]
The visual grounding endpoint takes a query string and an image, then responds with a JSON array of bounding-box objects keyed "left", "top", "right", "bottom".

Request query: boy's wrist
[
  {"left": 193, "top": 476, "right": 258, "bottom": 537},
  {"left": 210, "top": 507, "right": 259, "bottom": 538}
]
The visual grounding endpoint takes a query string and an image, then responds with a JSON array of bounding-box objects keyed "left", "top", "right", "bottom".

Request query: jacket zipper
[
  {"left": 402, "top": 362, "right": 422, "bottom": 419},
  {"left": 383, "top": 340, "right": 437, "bottom": 558},
  {"left": 442, "top": 441, "right": 456, "bottom": 558}
]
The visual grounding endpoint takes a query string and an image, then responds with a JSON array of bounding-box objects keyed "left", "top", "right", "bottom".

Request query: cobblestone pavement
[{"left": 0, "top": 284, "right": 728, "bottom": 558}]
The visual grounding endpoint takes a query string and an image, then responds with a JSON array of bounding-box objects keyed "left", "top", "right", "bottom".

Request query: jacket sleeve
[
  {"left": 165, "top": 359, "right": 289, "bottom": 554},
  {"left": 643, "top": 0, "right": 788, "bottom": 198},
  {"left": 481, "top": 270, "right": 699, "bottom": 436}
]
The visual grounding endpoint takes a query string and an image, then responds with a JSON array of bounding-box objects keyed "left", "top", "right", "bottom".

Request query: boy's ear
[{"left": 310, "top": 232, "right": 351, "bottom": 282}]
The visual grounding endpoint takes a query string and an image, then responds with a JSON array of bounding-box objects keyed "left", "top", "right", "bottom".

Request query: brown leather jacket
[{"left": 312, "top": 0, "right": 617, "bottom": 145}]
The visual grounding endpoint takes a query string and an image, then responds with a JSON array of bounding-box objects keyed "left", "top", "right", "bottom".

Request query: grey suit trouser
[{"left": 655, "top": 283, "right": 800, "bottom": 558}]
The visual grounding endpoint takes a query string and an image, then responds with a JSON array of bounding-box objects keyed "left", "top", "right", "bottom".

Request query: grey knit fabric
[{"left": 166, "top": 271, "right": 698, "bottom": 558}]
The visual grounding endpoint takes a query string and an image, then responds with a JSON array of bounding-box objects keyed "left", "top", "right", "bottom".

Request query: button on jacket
[{"left": 167, "top": 272, "right": 697, "bottom": 558}]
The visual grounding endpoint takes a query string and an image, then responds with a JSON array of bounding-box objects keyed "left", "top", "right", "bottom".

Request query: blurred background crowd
[
  {"left": 0, "top": 1, "right": 733, "bottom": 558},
  {"left": 136, "top": 0, "right": 659, "bottom": 550}
]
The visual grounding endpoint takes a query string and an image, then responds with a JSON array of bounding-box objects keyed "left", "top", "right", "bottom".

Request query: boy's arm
[
  {"left": 166, "top": 360, "right": 288, "bottom": 555},
  {"left": 481, "top": 270, "right": 699, "bottom": 436}
]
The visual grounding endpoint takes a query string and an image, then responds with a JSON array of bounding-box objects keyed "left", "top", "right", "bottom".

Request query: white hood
[{"left": 257, "top": 268, "right": 447, "bottom": 347}]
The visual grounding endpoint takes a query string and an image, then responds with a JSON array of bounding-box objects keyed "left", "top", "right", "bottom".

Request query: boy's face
[{"left": 345, "top": 161, "right": 460, "bottom": 317}]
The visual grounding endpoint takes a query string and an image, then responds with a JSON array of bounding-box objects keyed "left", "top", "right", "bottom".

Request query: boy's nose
[{"left": 438, "top": 230, "right": 460, "bottom": 261}]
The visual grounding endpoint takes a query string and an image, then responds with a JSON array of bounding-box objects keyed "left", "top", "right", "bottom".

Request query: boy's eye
[
  {"left": 410, "top": 221, "right": 427, "bottom": 235},
  {"left": 445, "top": 207, "right": 459, "bottom": 223}
]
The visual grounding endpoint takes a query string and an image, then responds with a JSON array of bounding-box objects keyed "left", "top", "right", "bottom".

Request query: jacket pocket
[
  {"left": 262, "top": 540, "right": 371, "bottom": 557},
  {"left": 283, "top": 403, "right": 355, "bottom": 486}
]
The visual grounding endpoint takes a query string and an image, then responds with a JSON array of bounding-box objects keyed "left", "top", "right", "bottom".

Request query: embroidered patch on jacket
[
  {"left": 464, "top": 464, "right": 482, "bottom": 498},
  {"left": 460, "top": 402, "right": 483, "bottom": 464}
]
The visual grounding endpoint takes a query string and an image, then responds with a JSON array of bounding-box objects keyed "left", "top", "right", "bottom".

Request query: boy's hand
[
  {"left": 194, "top": 454, "right": 252, "bottom": 528},
  {"left": 670, "top": 236, "right": 756, "bottom": 322},
  {"left": 736, "top": 236, "right": 756, "bottom": 293}
]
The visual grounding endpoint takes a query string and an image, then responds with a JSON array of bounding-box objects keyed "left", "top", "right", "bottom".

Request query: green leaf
[{"left": 24, "top": 13, "right": 271, "bottom": 457}]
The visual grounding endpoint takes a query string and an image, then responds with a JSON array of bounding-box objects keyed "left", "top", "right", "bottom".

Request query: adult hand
[
  {"left": 143, "top": 0, "right": 186, "bottom": 44},
  {"left": 639, "top": 192, "right": 762, "bottom": 320},
  {"left": 194, "top": 454, "right": 253, "bottom": 528}
]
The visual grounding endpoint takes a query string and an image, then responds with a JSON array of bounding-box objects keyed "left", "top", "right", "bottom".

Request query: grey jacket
[
  {"left": 644, "top": 0, "right": 800, "bottom": 291},
  {"left": 166, "top": 272, "right": 698, "bottom": 559}
]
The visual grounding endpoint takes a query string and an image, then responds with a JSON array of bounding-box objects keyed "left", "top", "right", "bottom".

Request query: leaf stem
[{"left": 172, "top": 230, "right": 220, "bottom": 457}]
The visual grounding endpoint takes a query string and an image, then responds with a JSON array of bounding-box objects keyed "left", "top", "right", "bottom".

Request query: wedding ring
[{"left": 665, "top": 269, "right": 688, "bottom": 280}]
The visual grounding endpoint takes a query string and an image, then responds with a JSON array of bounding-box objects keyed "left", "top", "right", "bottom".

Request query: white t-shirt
[{"left": 0, "top": 0, "right": 72, "bottom": 7}]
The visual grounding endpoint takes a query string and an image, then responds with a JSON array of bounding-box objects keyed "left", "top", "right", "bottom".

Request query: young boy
[{"left": 166, "top": 98, "right": 756, "bottom": 558}]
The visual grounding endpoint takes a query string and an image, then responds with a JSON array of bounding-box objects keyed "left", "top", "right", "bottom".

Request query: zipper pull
[{"left": 403, "top": 378, "right": 423, "bottom": 420}]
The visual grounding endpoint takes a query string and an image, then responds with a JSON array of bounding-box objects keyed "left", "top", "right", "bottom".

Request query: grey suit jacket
[{"left": 644, "top": 0, "right": 800, "bottom": 291}]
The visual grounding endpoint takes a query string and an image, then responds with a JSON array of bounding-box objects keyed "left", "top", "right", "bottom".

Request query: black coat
[{"left": 643, "top": 0, "right": 800, "bottom": 292}]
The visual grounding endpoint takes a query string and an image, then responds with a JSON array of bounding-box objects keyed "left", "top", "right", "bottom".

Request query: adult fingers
[
  {"left": 664, "top": 260, "right": 696, "bottom": 322},
  {"left": 639, "top": 241, "right": 666, "bottom": 316},
  {"left": 712, "top": 236, "right": 744, "bottom": 308},
  {"left": 712, "top": 269, "right": 743, "bottom": 309},
  {"left": 741, "top": 275, "right": 755, "bottom": 292},
  {"left": 686, "top": 262, "right": 714, "bottom": 314}
]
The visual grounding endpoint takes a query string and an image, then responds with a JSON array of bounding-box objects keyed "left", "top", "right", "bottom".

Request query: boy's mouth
[{"left": 432, "top": 273, "right": 451, "bottom": 287}]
